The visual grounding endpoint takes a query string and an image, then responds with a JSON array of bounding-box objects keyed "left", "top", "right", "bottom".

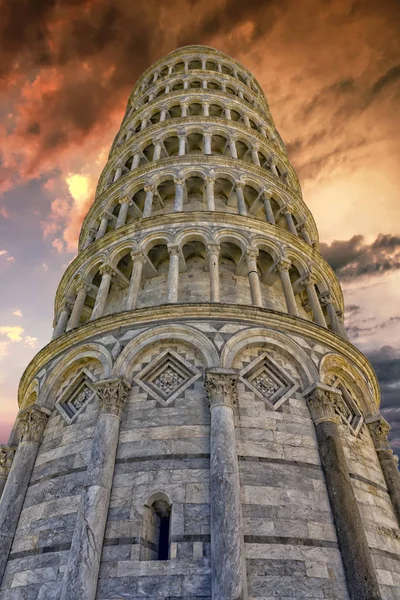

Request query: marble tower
[{"left": 1, "top": 46, "right": 400, "bottom": 600}]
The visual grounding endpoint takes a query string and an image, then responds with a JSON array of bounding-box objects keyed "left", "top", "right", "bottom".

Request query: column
[
  {"left": 90, "top": 265, "right": 113, "bottom": 321},
  {"left": 283, "top": 208, "right": 298, "bottom": 236},
  {"left": 263, "top": 192, "right": 276, "bottom": 224},
  {"left": 113, "top": 165, "right": 122, "bottom": 182},
  {"left": 131, "top": 152, "right": 141, "bottom": 170},
  {"left": 238, "top": 89, "right": 244, "bottom": 99},
  {"left": 205, "top": 370, "right": 247, "bottom": 600},
  {"left": 204, "top": 133, "right": 212, "bottom": 155},
  {"left": 126, "top": 251, "right": 146, "bottom": 310},
  {"left": 304, "top": 384, "right": 382, "bottom": 600},
  {"left": 246, "top": 248, "right": 263, "bottom": 307},
  {"left": 153, "top": 71, "right": 159, "bottom": 83},
  {"left": 259, "top": 125, "right": 267, "bottom": 137},
  {"left": 269, "top": 160, "right": 278, "bottom": 176},
  {"left": 297, "top": 223, "right": 312, "bottom": 245},
  {"left": 367, "top": 416, "right": 400, "bottom": 526},
  {"left": 52, "top": 300, "right": 72, "bottom": 340},
  {"left": 181, "top": 102, "right": 188, "bottom": 117},
  {"left": 83, "top": 230, "right": 96, "bottom": 249},
  {"left": 183, "top": 80, "right": 189, "bottom": 90},
  {"left": 115, "top": 198, "right": 132, "bottom": 228},
  {"left": 203, "top": 102, "right": 210, "bottom": 116},
  {"left": 67, "top": 282, "right": 89, "bottom": 331},
  {"left": 202, "top": 80, "right": 208, "bottom": 89},
  {"left": 320, "top": 293, "right": 342, "bottom": 335},
  {"left": 236, "top": 182, "right": 247, "bottom": 216},
  {"left": 275, "top": 260, "right": 298, "bottom": 316},
  {"left": 225, "top": 107, "right": 231, "bottom": 120},
  {"left": 95, "top": 214, "right": 108, "bottom": 240},
  {"left": 153, "top": 139, "right": 162, "bottom": 161},
  {"left": 143, "top": 185, "right": 155, "bottom": 218},
  {"left": 0, "top": 446, "right": 16, "bottom": 498},
  {"left": 140, "top": 117, "right": 147, "bottom": 130},
  {"left": 0, "top": 406, "right": 49, "bottom": 582},
  {"left": 205, "top": 177, "right": 215, "bottom": 211},
  {"left": 167, "top": 245, "right": 180, "bottom": 303},
  {"left": 221, "top": 82, "right": 226, "bottom": 92},
  {"left": 178, "top": 133, "right": 186, "bottom": 156},
  {"left": 160, "top": 106, "right": 167, "bottom": 122},
  {"left": 208, "top": 244, "right": 220, "bottom": 302},
  {"left": 251, "top": 145, "right": 260, "bottom": 166},
  {"left": 174, "top": 179, "right": 185, "bottom": 212},
  {"left": 303, "top": 275, "right": 327, "bottom": 327},
  {"left": 243, "top": 114, "right": 251, "bottom": 128},
  {"left": 201, "top": 58, "right": 206, "bottom": 69},
  {"left": 229, "top": 136, "right": 238, "bottom": 159},
  {"left": 60, "top": 379, "right": 130, "bottom": 600}
]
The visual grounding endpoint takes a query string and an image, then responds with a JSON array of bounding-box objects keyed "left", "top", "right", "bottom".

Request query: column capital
[
  {"left": 99, "top": 263, "right": 113, "bottom": 276},
  {"left": 94, "top": 378, "right": 131, "bottom": 418},
  {"left": 205, "top": 369, "right": 239, "bottom": 409},
  {"left": 205, "top": 175, "right": 215, "bottom": 185},
  {"left": 0, "top": 445, "right": 16, "bottom": 472},
  {"left": 262, "top": 189, "right": 273, "bottom": 200},
  {"left": 61, "top": 298, "right": 74, "bottom": 311},
  {"left": 275, "top": 258, "right": 291, "bottom": 273},
  {"left": 235, "top": 180, "right": 244, "bottom": 190},
  {"left": 144, "top": 184, "right": 156, "bottom": 194},
  {"left": 174, "top": 177, "right": 185, "bottom": 186},
  {"left": 319, "top": 292, "right": 333, "bottom": 306},
  {"left": 181, "top": 101, "right": 188, "bottom": 108},
  {"left": 18, "top": 406, "right": 50, "bottom": 443},
  {"left": 302, "top": 271, "right": 318, "bottom": 287},
  {"left": 167, "top": 244, "right": 180, "bottom": 257},
  {"left": 366, "top": 415, "right": 391, "bottom": 451},
  {"left": 251, "top": 143, "right": 260, "bottom": 152},
  {"left": 246, "top": 247, "right": 259, "bottom": 261},
  {"left": 76, "top": 280, "right": 91, "bottom": 293},
  {"left": 304, "top": 383, "right": 344, "bottom": 425},
  {"left": 119, "top": 196, "right": 132, "bottom": 206},
  {"left": 130, "top": 249, "right": 146, "bottom": 264},
  {"left": 207, "top": 243, "right": 220, "bottom": 257},
  {"left": 282, "top": 203, "right": 295, "bottom": 215}
]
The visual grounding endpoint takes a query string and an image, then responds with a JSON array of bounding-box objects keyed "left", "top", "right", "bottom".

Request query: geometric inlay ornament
[
  {"left": 133, "top": 350, "right": 201, "bottom": 406},
  {"left": 55, "top": 368, "right": 97, "bottom": 424},
  {"left": 333, "top": 378, "right": 363, "bottom": 436},
  {"left": 240, "top": 352, "right": 299, "bottom": 410}
]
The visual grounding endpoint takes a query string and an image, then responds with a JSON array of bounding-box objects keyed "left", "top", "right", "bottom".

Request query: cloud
[
  {"left": 0, "top": 250, "right": 15, "bottom": 263},
  {"left": 320, "top": 234, "right": 400, "bottom": 280},
  {"left": 24, "top": 336, "right": 37, "bottom": 348},
  {"left": 12, "top": 310, "right": 23, "bottom": 317}
]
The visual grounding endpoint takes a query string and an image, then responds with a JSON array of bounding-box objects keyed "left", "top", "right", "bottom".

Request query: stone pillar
[
  {"left": 303, "top": 275, "right": 327, "bottom": 327},
  {"left": 225, "top": 107, "right": 231, "bottom": 120},
  {"left": 126, "top": 251, "right": 146, "bottom": 310},
  {"left": 131, "top": 152, "right": 141, "bottom": 170},
  {"left": 167, "top": 245, "right": 180, "bottom": 303},
  {"left": 298, "top": 223, "right": 312, "bottom": 245},
  {"left": 153, "top": 139, "right": 162, "bottom": 161},
  {"left": 113, "top": 165, "right": 122, "bottom": 182},
  {"left": 208, "top": 244, "right": 220, "bottom": 302},
  {"left": 269, "top": 160, "right": 278, "bottom": 177},
  {"left": 205, "top": 370, "right": 247, "bottom": 600},
  {"left": 67, "top": 282, "right": 89, "bottom": 331},
  {"left": 229, "top": 137, "right": 238, "bottom": 159},
  {"left": 205, "top": 177, "right": 215, "bottom": 211},
  {"left": 174, "top": 179, "right": 185, "bottom": 212},
  {"left": 367, "top": 416, "right": 400, "bottom": 526},
  {"left": 60, "top": 379, "right": 130, "bottom": 600},
  {"left": 52, "top": 300, "right": 72, "bottom": 340},
  {"left": 153, "top": 71, "right": 159, "bottom": 83},
  {"left": 320, "top": 293, "right": 342, "bottom": 335},
  {"left": 246, "top": 248, "right": 263, "bottom": 307},
  {"left": 160, "top": 106, "right": 167, "bottom": 122},
  {"left": 251, "top": 146, "right": 260, "bottom": 166},
  {"left": 90, "top": 265, "right": 113, "bottom": 321},
  {"left": 238, "top": 89, "right": 244, "bottom": 99},
  {"left": 0, "top": 406, "right": 49, "bottom": 582},
  {"left": 143, "top": 185, "right": 155, "bottom": 218},
  {"left": 0, "top": 446, "right": 16, "bottom": 499},
  {"left": 259, "top": 125, "right": 267, "bottom": 137},
  {"left": 140, "top": 117, "right": 147, "bottom": 130},
  {"left": 204, "top": 133, "right": 212, "bottom": 155},
  {"left": 178, "top": 133, "right": 186, "bottom": 156},
  {"left": 115, "top": 198, "right": 132, "bottom": 228},
  {"left": 304, "top": 384, "right": 382, "bottom": 600},
  {"left": 236, "top": 183, "right": 247, "bottom": 216},
  {"left": 263, "top": 192, "right": 276, "bottom": 224},
  {"left": 181, "top": 102, "right": 188, "bottom": 117},
  {"left": 95, "top": 214, "right": 108, "bottom": 240},
  {"left": 203, "top": 102, "right": 210, "bottom": 116},
  {"left": 283, "top": 208, "right": 298, "bottom": 236},
  {"left": 243, "top": 114, "right": 251, "bottom": 128},
  {"left": 275, "top": 259, "right": 298, "bottom": 316},
  {"left": 202, "top": 80, "right": 208, "bottom": 89}
]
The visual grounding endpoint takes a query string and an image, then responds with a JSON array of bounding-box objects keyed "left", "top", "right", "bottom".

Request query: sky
[{"left": 0, "top": 0, "right": 400, "bottom": 446}]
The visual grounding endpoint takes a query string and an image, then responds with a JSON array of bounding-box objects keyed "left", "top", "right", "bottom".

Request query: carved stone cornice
[
  {"left": 304, "top": 383, "right": 344, "bottom": 425},
  {"left": 94, "top": 378, "right": 131, "bottom": 418},
  {"left": 18, "top": 406, "right": 50, "bottom": 443},
  {"left": 205, "top": 369, "right": 238, "bottom": 409}
]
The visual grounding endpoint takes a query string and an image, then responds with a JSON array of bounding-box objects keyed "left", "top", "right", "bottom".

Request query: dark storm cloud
[
  {"left": 369, "top": 64, "right": 400, "bottom": 100},
  {"left": 320, "top": 234, "right": 400, "bottom": 280}
]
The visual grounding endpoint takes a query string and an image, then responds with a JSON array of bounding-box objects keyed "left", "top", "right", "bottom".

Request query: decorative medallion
[
  {"left": 240, "top": 352, "right": 299, "bottom": 410},
  {"left": 134, "top": 350, "right": 201, "bottom": 405},
  {"left": 55, "top": 369, "right": 97, "bottom": 424}
]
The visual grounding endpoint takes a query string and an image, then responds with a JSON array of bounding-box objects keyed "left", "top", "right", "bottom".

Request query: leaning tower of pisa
[{"left": 1, "top": 45, "right": 400, "bottom": 600}]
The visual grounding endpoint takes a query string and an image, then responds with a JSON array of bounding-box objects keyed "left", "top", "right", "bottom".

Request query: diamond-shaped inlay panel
[
  {"left": 240, "top": 352, "right": 299, "bottom": 410},
  {"left": 134, "top": 350, "right": 201, "bottom": 405},
  {"left": 55, "top": 369, "right": 97, "bottom": 424},
  {"left": 333, "top": 379, "right": 363, "bottom": 436}
]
